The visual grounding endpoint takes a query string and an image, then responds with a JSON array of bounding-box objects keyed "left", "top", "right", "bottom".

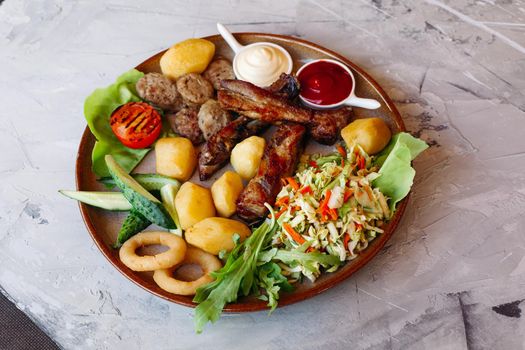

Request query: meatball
[
  {"left": 136, "top": 72, "right": 182, "bottom": 111},
  {"left": 167, "top": 106, "right": 205, "bottom": 145},
  {"left": 203, "top": 58, "right": 235, "bottom": 90},
  {"left": 176, "top": 73, "right": 214, "bottom": 107},
  {"left": 197, "top": 100, "right": 233, "bottom": 140}
]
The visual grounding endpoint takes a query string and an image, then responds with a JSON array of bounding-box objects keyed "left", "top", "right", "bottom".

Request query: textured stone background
[{"left": 1, "top": 0, "right": 524, "bottom": 349}]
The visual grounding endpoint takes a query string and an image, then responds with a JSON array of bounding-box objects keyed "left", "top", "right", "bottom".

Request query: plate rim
[{"left": 76, "top": 32, "right": 407, "bottom": 313}]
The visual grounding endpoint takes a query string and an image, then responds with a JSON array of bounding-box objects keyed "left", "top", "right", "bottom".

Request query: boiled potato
[
  {"left": 230, "top": 136, "right": 266, "bottom": 180},
  {"left": 155, "top": 137, "right": 196, "bottom": 181},
  {"left": 211, "top": 171, "right": 244, "bottom": 218},
  {"left": 185, "top": 217, "right": 251, "bottom": 255},
  {"left": 341, "top": 118, "right": 391, "bottom": 155},
  {"left": 175, "top": 182, "right": 216, "bottom": 229},
  {"left": 160, "top": 38, "right": 215, "bottom": 80}
]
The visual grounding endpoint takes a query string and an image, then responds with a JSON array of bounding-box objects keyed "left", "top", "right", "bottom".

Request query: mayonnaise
[{"left": 233, "top": 43, "right": 292, "bottom": 87}]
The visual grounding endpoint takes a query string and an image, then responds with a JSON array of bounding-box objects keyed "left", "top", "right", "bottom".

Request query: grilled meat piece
[
  {"left": 167, "top": 106, "right": 204, "bottom": 145},
  {"left": 266, "top": 73, "right": 301, "bottom": 100},
  {"left": 197, "top": 74, "right": 301, "bottom": 180},
  {"left": 236, "top": 123, "right": 306, "bottom": 222},
  {"left": 197, "top": 99, "right": 232, "bottom": 140},
  {"left": 203, "top": 58, "right": 235, "bottom": 90},
  {"left": 198, "top": 116, "right": 268, "bottom": 180},
  {"left": 218, "top": 79, "right": 352, "bottom": 144}
]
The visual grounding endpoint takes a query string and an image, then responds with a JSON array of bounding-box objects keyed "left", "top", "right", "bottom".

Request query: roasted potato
[
  {"left": 160, "top": 38, "right": 215, "bottom": 80},
  {"left": 155, "top": 137, "right": 197, "bottom": 181},
  {"left": 230, "top": 136, "right": 266, "bottom": 180},
  {"left": 341, "top": 118, "right": 391, "bottom": 155},
  {"left": 185, "top": 217, "right": 251, "bottom": 255},
  {"left": 175, "top": 182, "right": 216, "bottom": 229},
  {"left": 211, "top": 171, "right": 243, "bottom": 217}
]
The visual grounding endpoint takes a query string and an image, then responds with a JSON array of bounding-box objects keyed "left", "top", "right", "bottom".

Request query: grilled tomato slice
[{"left": 110, "top": 102, "right": 162, "bottom": 149}]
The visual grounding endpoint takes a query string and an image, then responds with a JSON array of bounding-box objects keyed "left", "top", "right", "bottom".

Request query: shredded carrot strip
[
  {"left": 283, "top": 223, "right": 306, "bottom": 244},
  {"left": 337, "top": 145, "right": 347, "bottom": 167},
  {"left": 272, "top": 206, "right": 288, "bottom": 218},
  {"left": 287, "top": 177, "right": 300, "bottom": 191},
  {"left": 329, "top": 208, "right": 338, "bottom": 221},
  {"left": 316, "top": 190, "right": 332, "bottom": 214},
  {"left": 275, "top": 196, "right": 289, "bottom": 207}
]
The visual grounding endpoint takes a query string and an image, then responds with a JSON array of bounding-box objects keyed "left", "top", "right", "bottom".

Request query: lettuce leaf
[
  {"left": 84, "top": 69, "right": 149, "bottom": 177},
  {"left": 372, "top": 132, "right": 428, "bottom": 211}
]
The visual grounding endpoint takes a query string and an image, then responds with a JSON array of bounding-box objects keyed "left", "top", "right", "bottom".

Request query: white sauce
[{"left": 234, "top": 44, "right": 291, "bottom": 87}]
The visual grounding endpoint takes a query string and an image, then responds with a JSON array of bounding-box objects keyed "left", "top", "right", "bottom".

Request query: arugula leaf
[
  {"left": 84, "top": 69, "right": 148, "bottom": 177},
  {"left": 256, "top": 262, "right": 294, "bottom": 312},
  {"left": 193, "top": 218, "right": 277, "bottom": 333}
]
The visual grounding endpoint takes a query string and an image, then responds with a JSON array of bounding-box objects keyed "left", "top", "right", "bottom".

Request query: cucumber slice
[
  {"left": 160, "top": 184, "right": 182, "bottom": 236},
  {"left": 59, "top": 190, "right": 132, "bottom": 211},
  {"left": 99, "top": 174, "right": 181, "bottom": 192},
  {"left": 105, "top": 155, "right": 176, "bottom": 229},
  {"left": 114, "top": 210, "right": 151, "bottom": 248}
]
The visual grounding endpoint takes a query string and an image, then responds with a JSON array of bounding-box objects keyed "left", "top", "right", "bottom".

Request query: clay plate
[{"left": 76, "top": 33, "right": 407, "bottom": 312}]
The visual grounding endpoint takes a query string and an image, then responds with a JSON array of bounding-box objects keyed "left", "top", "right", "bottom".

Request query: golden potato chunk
[
  {"left": 160, "top": 38, "right": 215, "bottom": 80},
  {"left": 185, "top": 217, "right": 251, "bottom": 255},
  {"left": 175, "top": 182, "right": 216, "bottom": 229},
  {"left": 230, "top": 136, "right": 266, "bottom": 180},
  {"left": 211, "top": 171, "right": 244, "bottom": 218},
  {"left": 155, "top": 137, "right": 196, "bottom": 181},
  {"left": 341, "top": 118, "right": 392, "bottom": 155}
]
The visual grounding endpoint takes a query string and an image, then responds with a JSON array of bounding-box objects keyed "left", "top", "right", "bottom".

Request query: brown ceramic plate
[{"left": 76, "top": 33, "right": 407, "bottom": 312}]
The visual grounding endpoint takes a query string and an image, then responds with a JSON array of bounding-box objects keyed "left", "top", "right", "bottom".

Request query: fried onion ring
[
  {"left": 153, "top": 246, "right": 222, "bottom": 295},
  {"left": 119, "top": 231, "right": 186, "bottom": 271}
]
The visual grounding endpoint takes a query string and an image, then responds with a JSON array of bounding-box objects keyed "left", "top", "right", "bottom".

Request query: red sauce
[{"left": 298, "top": 61, "right": 353, "bottom": 105}]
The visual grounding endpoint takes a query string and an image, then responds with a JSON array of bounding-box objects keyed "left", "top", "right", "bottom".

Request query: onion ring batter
[
  {"left": 153, "top": 246, "right": 222, "bottom": 295},
  {"left": 119, "top": 231, "right": 186, "bottom": 271}
]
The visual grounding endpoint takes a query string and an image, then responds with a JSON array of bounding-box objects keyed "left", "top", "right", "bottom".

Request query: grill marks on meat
[
  {"left": 198, "top": 116, "right": 268, "bottom": 180},
  {"left": 218, "top": 79, "right": 352, "bottom": 145},
  {"left": 236, "top": 123, "right": 306, "bottom": 222}
]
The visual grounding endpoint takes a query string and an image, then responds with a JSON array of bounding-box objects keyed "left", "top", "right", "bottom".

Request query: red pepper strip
[
  {"left": 299, "top": 185, "right": 313, "bottom": 195},
  {"left": 343, "top": 232, "right": 350, "bottom": 250},
  {"left": 343, "top": 189, "right": 354, "bottom": 202},
  {"left": 358, "top": 155, "right": 366, "bottom": 170},
  {"left": 287, "top": 177, "right": 300, "bottom": 191},
  {"left": 329, "top": 208, "right": 338, "bottom": 221},
  {"left": 306, "top": 246, "right": 315, "bottom": 253},
  {"left": 355, "top": 223, "right": 362, "bottom": 231},
  {"left": 283, "top": 223, "right": 306, "bottom": 244},
  {"left": 309, "top": 160, "right": 318, "bottom": 168}
]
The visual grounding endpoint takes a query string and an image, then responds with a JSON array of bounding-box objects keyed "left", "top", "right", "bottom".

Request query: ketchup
[{"left": 297, "top": 61, "right": 353, "bottom": 105}]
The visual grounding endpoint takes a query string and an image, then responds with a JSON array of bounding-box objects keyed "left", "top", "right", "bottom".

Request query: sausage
[
  {"left": 176, "top": 73, "right": 214, "bottom": 106},
  {"left": 236, "top": 123, "right": 306, "bottom": 222},
  {"left": 197, "top": 99, "right": 232, "bottom": 140},
  {"left": 167, "top": 106, "right": 205, "bottom": 145},
  {"left": 203, "top": 58, "right": 235, "bottom": 90},
  {"left": 135, "top": 73, "right": 182, "bottom": 111}
]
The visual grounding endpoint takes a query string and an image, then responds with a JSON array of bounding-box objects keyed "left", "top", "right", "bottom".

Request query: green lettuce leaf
[
  {"left": 372, "top": 132, "right": 428, "bottom": 211},
  {"left": 84, "top": 69, "right": 149, "bottom": 177}
]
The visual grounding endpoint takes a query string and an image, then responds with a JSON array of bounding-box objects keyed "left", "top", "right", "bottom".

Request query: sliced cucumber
[
  {"left": 105, "top": 155, "right": 176, "bottom": 229},
  {"left": 160, "top": 184, "right": 182, "bottom": 236},
  {"left": 59, "top": 190, "right": 132, "bottom": 211},
  {"left": 99, "top": 174, "right": 181, "bottom": 192},
  {"left": 114, "top": 210, "right": 151, "bottom": 248}
]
